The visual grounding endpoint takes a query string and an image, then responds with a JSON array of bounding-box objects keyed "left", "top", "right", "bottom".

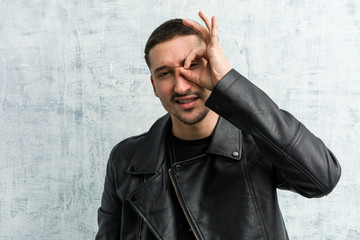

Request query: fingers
[
  {"left": 198, "top": 11, "right": 212, "bottom": 32},
  {"left": 184, "top": 11, "right": 219, "bottom": 46},
  {"left": 182, "top": 19, "right": 209, "bottom": 43},
  {"left": 181, "top": 11, "right": 226, "bottom": 90},
  {"left": 200, "top": 12, "right": 219, "bottom": 47},
  {"left": 179, "top": 67, "right": 200, "bottom": 85},
  {"left": 183, "top": 48, "right": 206, "bottom": 69},
  {"left": 210, "top": 16, "right": 218, "bottom": 46}
]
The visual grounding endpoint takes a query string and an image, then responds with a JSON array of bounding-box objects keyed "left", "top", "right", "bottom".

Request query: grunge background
[{"left": 0, "top": 0, "right": 359, "bottom": 239}]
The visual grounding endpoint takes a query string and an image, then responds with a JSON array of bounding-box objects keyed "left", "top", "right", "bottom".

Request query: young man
[{"left": 96, "top": 12, "right": 341, "bottom": 240}]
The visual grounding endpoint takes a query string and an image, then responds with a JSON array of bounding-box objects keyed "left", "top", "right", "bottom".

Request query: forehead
[{"left": 148, "top": 35, "right": 203, "bottom": 73}]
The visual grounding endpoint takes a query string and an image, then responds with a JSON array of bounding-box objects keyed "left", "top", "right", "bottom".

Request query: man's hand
[{"left": 180, "top": 11, "right": 232, "bottom": 91}]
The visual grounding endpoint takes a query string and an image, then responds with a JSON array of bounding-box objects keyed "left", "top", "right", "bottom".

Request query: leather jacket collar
[{"left": 127, "top": 114, "right": 243, "bottom": 175}]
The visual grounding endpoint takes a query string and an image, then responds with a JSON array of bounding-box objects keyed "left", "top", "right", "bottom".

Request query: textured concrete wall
[{"left": 0, "top": 0, "right": 359, "bottom": 239}]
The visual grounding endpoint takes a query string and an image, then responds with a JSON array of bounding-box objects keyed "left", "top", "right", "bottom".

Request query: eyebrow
[{"left": 153, "top": 65, "right": 169, "bottom": 75}]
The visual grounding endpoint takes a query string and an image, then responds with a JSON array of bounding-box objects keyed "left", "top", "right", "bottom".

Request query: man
[{"left": 96, "top": 11, "right": 341, "bottom": 240}]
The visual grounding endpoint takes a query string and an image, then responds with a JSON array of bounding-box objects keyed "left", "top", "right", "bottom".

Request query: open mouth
[
  {"left": 174, "top": 96, "right": 199, "bottom": 109},
  {"left": 177, "top": 99, "right": 197, "bottom": 104}
]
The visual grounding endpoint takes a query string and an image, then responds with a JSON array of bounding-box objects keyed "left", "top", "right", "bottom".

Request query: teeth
[{"left": 179, "top": 99, "right": 194, "bottom": 104}]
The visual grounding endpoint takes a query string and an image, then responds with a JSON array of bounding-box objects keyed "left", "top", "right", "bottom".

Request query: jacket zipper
[
  {"left": 137, "top": 216, "right": 143, "bottom": 240},
  {"left": 137, "top": 175, "right": 147, "bottom": 240},
  {"left": 168, "top": 169, "right": 200, "bottom": 240}
]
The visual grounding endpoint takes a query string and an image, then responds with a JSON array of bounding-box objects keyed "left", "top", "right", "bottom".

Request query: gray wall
[{"left": 0, "top": 0, "right": 359, "bottom": 239}]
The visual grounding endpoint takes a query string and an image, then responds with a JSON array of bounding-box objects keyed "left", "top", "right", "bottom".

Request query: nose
[{"left": 174, "top": 68, "right": 192, "bottom": 95}]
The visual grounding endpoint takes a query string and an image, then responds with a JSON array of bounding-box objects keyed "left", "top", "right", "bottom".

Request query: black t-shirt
[
  {"left": 166, "top": 134, "right": 212, "bottom": 239},
  {"left": 169, "top": 134, "right": 212, "bottom": 164}
]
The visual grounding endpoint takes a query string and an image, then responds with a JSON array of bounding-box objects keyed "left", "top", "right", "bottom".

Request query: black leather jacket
[{"left": 96, "top": 69, "right": 341, "bottom": 240}]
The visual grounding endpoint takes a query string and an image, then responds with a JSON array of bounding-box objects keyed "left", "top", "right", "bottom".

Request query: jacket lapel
[
  {"left": 127, "top": 115, "right": 243, "bottom": 175},
  {"left": 207, "top": 117, "right": 243, "bottom": 160},
  {"left": 127, "top": 114, "right": 171, "bottom": 175}
]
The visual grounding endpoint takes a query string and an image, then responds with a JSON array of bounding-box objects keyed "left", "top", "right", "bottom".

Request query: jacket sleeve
[
  {"left": 96, "top": 152, "right": 122, "bottom": 239},
  {"left": 205, "top": 69, "right": 341, "bottom": 198}
]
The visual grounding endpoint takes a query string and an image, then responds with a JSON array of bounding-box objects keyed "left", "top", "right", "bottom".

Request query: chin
[{"left": 174, "top": 109, "right": 209, "bottom": 125}]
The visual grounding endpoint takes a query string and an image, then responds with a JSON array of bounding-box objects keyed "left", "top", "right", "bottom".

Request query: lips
[{"left": 174, "top": 96, "right": 199, "bottom": 109}]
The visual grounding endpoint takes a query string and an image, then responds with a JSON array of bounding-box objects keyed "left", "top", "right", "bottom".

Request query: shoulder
[
  {"left": 106, "top": 114, "right": 171, "bottom": 174},
  {"left": 103, "top": 132, "right": 149, "bottom": 186},
  {"left": 108, "top": 132, "right": 148, "bottom": 168}
]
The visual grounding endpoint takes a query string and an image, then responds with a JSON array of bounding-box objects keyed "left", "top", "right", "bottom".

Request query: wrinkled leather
[{"left": 96, "top": 69, "right": 341, "bottom": 240}]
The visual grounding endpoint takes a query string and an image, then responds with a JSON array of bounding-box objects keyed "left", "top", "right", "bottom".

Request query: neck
[{"left": 171, "top": 110, "right": 219, "bottom": 140}]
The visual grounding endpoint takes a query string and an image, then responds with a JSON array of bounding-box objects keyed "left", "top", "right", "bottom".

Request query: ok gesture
[{"left": 180, "top": 11, "right": 232, "bottom": 91}]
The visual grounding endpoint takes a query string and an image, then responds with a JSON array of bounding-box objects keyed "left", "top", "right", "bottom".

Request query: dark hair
[{"left": 144, "top": 18, "right": 200, "bottom": 68}]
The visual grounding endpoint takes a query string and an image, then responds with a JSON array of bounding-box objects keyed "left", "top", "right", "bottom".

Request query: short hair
[{"left": 144, "top": 18, "right": 200, "bottom": 68}]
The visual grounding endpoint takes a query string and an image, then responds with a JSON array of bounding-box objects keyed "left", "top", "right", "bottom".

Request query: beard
[
  {"left": 173, "top": 107, "right": 210, "bottom": 125},
  {"left": 168, "top": 90, "right": 210, "bottom": 125}
]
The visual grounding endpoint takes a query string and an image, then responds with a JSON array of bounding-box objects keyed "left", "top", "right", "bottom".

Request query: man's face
[{"left": 148, "top": 35, "right": 211, "bottom": 125}]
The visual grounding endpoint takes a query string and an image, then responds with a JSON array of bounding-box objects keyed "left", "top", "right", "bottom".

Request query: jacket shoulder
[{"left": 108, "top": 132, "right": 148, "bottom": 171}]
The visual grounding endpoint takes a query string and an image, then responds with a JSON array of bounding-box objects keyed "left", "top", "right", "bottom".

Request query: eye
[
  {"left": 158, "top": 70, "right": 171, "bottom": 78},
  {"left": 189, "top": 62, "right": 198, "bottom": 69}
]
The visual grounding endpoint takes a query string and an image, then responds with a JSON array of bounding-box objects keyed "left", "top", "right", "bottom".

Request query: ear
[{"left": 150, "top": 75, "right": 159, "bottom": 97}]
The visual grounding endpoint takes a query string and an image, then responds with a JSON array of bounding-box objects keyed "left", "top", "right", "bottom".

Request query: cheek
[{"left": 154, "top": 81, "right": 174, "bottom": 98}]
